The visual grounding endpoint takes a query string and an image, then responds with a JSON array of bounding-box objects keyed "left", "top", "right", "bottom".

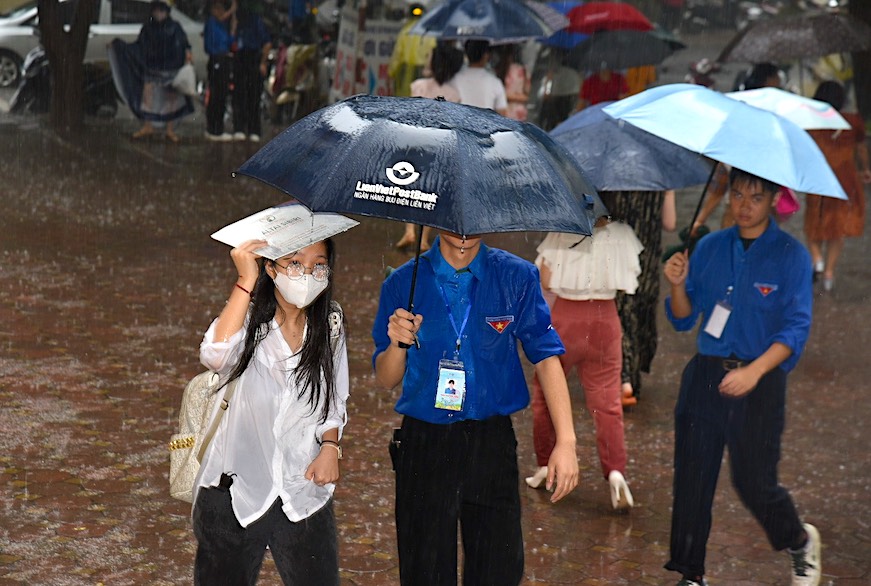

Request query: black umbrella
[
  {"left": 235, "top": 95, "right": 598, "bottom": 320},
  {"left": 717, "top": 11, "right": 871, "bottom": 64},
  {"left": 565, "top": 29, "right": 686, "bottom": 70}
]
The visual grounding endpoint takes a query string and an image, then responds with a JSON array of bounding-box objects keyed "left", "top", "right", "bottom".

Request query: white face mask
[{"left": 273, "top": 273, "right": 329, "bottom": 309}]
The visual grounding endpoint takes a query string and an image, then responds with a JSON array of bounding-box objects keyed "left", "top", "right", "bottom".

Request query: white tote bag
[{"left": 171, "top": 63, "right": 197, "bottom": 96}]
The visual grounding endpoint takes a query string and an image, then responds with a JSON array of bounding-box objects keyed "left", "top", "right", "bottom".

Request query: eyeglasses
[{"left": 274, "top": 260, "right": 331, "bottom": 282}]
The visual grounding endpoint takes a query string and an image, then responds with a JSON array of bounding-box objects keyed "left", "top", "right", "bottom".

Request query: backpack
[{"left": 168, "top": 301, "right": 344, "bottom": 502}]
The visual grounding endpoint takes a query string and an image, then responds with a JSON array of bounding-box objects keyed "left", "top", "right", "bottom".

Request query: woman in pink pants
[{"left": 527, "top": 198, "right": 643, "bottom": 509}]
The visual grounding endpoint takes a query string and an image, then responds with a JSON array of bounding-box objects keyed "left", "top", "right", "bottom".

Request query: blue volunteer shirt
[
  {"left": 665, "top": 219, "right": 812, "bottom": 373},
  {"left": 235, "top": 14, "right": 271, "bottom": 53},
  {"left": 204, "top": 16, "right": 234, "bottom": 56},
  {"left": 372, "top": 237, "right": 565, "bottom": 424}
]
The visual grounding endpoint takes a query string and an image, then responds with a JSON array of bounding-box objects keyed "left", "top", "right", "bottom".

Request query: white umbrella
[{"left": 726, "top": 87, "right": 850, "bottom": 131}]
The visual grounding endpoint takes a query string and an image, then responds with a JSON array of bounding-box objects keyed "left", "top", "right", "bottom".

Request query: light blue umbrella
[
  {"left": 551, "top": 102, "right": 712, "bottom": 191},
  {"left": 603, "top": 83, "right": 847, "bottom": 200}
]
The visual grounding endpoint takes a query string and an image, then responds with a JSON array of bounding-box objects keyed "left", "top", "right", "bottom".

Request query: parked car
[{"left": 0, "top": 0, "right": 207, "bottom": 88}]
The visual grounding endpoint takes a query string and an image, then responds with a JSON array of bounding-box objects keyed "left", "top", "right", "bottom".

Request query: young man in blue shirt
[
  {"left": 373, "top": 231, "right": 579, "bottom": 585},
  {"left": 663, "top": 168, "right": 820, "bottom": 586},
  {"left": 203, "top": 0, "right": 236, "bottom": 141}
]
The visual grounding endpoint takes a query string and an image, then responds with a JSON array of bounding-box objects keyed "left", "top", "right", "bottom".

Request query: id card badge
[
  {"left": 435, "top": 359, "right": 466, "bottom": 411},
  {"left": 704, "top": 301, "right": 732, "bottom": 339}
]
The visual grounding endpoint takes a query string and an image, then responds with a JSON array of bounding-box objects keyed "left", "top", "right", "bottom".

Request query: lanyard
[{"left": 438, "top": 279, "right": 476, "bottom": 353}]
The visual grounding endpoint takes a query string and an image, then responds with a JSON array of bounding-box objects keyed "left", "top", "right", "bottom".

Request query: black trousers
[
  {"left": 394, "top": 415, "right": 524, "bottom": 586},
  {"left": 665, "top": 355, "right": 805, "bottom": 578},
  {"left": 193, "top": 481, "right": 338, "bottom": 585},
  {"left": 206, "top": 55, "right": 233, "bottom": 135},
  {"left": 232, "top": 50, "right": 263, "bottom": 137}
]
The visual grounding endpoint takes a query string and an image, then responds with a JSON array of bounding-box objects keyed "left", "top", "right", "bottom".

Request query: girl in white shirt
[
  {"left": 525, "top": 195, "right": 642, "bottom": 511},
  {"left": 193, "top": 236, "right": 349, "bottom": 585}
]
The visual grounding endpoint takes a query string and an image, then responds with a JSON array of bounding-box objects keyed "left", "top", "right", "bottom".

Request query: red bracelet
[{"left": 235, "top": 282, "right": 252, "bottom": 296}]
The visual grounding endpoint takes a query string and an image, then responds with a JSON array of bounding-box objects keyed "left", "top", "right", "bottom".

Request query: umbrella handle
[{"left": 398, "top": 226, "right": 425, "bottom": 350}]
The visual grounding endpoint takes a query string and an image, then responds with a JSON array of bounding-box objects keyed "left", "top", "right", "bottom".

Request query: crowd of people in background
[{"left": 102, "top": 3, "right": 868, "bottom": 584}]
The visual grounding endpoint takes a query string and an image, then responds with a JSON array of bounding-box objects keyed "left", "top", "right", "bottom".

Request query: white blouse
[
  {"left": 194, "top": 316, "right": 349, "bottom": 526},
  {"left": 536, "top": 222, "right": 644, "bottom": 301}
]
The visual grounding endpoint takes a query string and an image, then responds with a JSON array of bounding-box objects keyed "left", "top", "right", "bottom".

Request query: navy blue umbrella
[
  {"left": 237, "top": 95, "right": 597, "bottom": 237},
  {"left": 408, "top": 0, "right": 568, "bottom": 43},
  {"left": 550, "top": 102, "right": 712, "bottom": 191},
  {"left": 236, "top": 95, "right": 598, "bottom": 318}
]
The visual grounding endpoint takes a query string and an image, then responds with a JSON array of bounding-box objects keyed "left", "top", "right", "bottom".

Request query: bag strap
[
  {"left": 328, "top": 300, "right": 343, "bottom": 354},
  {"left": 196, "top": 376, "right": 239, "bottom": 463}
]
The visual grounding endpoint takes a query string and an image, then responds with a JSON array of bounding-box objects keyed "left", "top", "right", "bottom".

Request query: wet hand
[
  {"left": 230, "top": 240, "right": 266, "bottom": 285},
  {"left": 305, "top": 449, "right": 340, "bottom": 486},
  {"left": 546, "top": 442, "right": 579, "bottom": 503},
  {"left": 387, "top": 308, "right": 422, "bottom": 348},
  {"left": 719, "top": 366, "right": 760, "bottom": 398},
  {"left": 664, "top": 250, "right": 689, "bottom": 287}
]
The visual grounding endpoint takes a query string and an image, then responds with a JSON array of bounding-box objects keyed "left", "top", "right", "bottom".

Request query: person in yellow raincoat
[{"left": 388, "top": 4, "right": 436, "bottom": 97}]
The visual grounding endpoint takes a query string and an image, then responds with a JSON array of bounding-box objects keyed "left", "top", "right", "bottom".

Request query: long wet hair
[{"left": 224, "top": 238, "right": 339, "bottom": 423}]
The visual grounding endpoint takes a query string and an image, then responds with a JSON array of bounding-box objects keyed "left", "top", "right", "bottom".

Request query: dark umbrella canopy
[
  {"left": 236, "top": 95, "right": 598, "bottom": 237},
  {"left": 550, "top": 102, "right": 712, "bottom": 191},
  {"left": 565, "top": 29, "right": 685, "bottom": 70},
  {"left": 408, "top": 0, "right": 569, "bottom": 43},
  {"left": 717, "top": 11, "right": 871, "bottom": 63}
]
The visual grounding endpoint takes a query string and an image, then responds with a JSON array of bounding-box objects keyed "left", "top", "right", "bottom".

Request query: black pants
[
  {"left": 193, "top": 481, "right": 338, "bottom": 585},
  {"left": 232, "top": 50, "right": 263, "bottom": 137},
  {"left": 665, "top": 355, "right": 805, "bottom": 578},
  {"left": 206, "top": 55, "right": 233, "bottom": 135},
  {"left": 394, "top": 415, "right": 524, "bottom": 586}
]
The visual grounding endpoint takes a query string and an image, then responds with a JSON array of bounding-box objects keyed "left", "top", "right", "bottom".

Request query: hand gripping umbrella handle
[{"left": 399, "top": 226, "right": 424, "bottom": 349}]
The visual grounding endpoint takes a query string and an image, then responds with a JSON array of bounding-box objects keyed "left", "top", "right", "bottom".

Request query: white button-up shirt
[{"left": 194, "top": 316, "right": 349, "bottom": 526}]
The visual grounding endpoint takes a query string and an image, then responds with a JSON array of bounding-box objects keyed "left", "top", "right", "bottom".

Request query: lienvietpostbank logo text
[{"left": 352, "top": 161, "right": 439, "bottom": 211}]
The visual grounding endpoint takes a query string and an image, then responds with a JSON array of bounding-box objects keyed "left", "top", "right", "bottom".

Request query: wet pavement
[{"left": 2, "top": 29, "right": 871, "bottom": 586}]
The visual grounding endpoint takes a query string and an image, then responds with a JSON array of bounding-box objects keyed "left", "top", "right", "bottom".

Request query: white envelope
[{"left": 211, "top": 202, "right": 359, "bottom": 260}]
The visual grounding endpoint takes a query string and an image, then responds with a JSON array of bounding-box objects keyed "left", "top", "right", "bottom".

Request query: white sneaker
[
  {"left": 789, "top": 523, "right": 821, "bottom": 586},
  {"left": 608, "top": 470, "right": 634, "bottom": 510},
  {"left": 524, "top": 466, "right": 548, "bottom": 489},
  {"left": 232, "top": 131, "right": 247, "bottom": 141},
  {"left": 249, "top": 134, "right": 261, "bottom": 142},
  {"left": 204, "top": 132, "right": 233, "bottom": 142}
]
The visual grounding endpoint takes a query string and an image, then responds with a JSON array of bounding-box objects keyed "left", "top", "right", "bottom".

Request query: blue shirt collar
[{"left": 427, "top": 235, "right": 489, "bottom": 282}]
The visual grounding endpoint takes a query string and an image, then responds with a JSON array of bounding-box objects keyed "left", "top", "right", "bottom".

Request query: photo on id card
[{"left": 435, "top": 362, "right": 466, "bottom": 411}]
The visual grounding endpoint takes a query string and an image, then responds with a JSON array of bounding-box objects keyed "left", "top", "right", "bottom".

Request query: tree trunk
[
  {"left": 850, "top": 2, "right": 871, "bottom": 120},
  {"left": 37, "top": 0, "right": 100, "bottom": 134}
]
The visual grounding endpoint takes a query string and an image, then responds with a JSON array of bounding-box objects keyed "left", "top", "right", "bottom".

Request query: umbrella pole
[
  {"left": 398, "top": 226, "right": 425, "bottom": 349},
  {"left": 405, "top": 226, "right": 424, "bottom": 312},
  {"left": 686, "top": 161, "right": 720, "bottom": 249}
]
